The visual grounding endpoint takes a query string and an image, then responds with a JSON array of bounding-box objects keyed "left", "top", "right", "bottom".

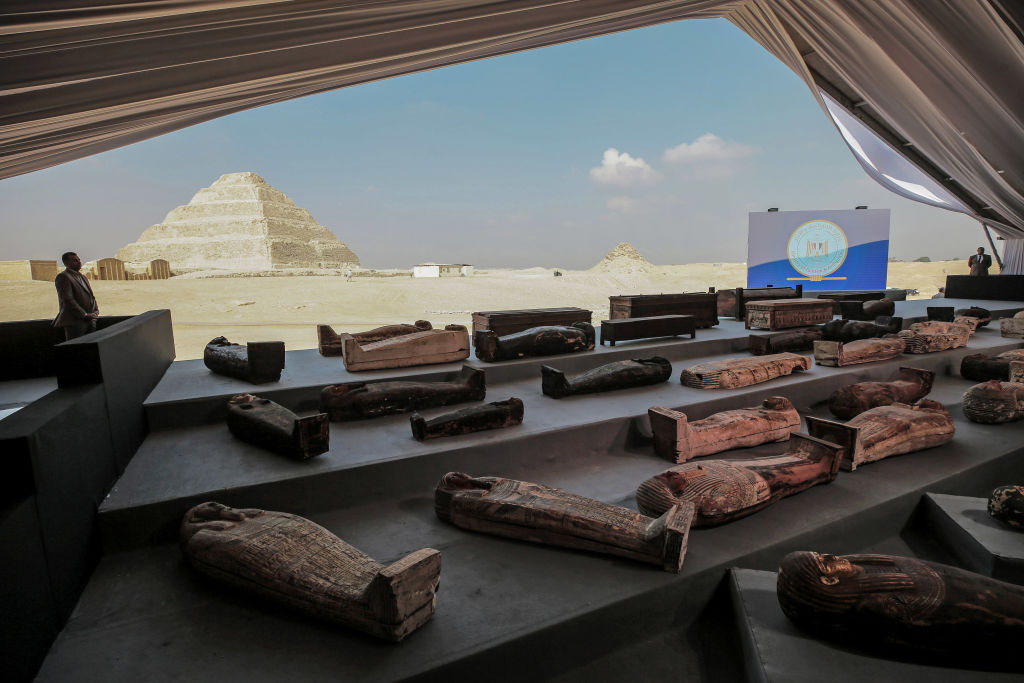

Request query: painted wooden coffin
[
  {"left": 339, "top": 324, "right": 470, "bottom": 371},
  {"left": 718, "top": 284, "right": 803, "bottom": 319},
  {"left": 827, "top": 367, "right": 934, "bottom": 419},
  {"left": 317, "top": 320, "right": 431, "bottom": 357},
  {"left": 321, "top": 365, "right": 485, "bottom": 421},
  {"left": 226, "top": 393, "right": 329, "bottom": 460},
  {"left": 897, "top": 320, "right": 971, "bottom": 353},
  {"left": 813, "top": 337, "right": 905, "bottom": 367},
  {"left": 962, "top": 379, "right": 1024, "bottom": 424},
  {"left": 745, "top": 299, "right": 834, "bottom": 331},
  {"left": 681, "top": 353, "right": 811, "bottom": 389}
]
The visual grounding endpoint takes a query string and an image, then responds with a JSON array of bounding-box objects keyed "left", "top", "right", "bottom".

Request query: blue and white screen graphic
[{"left": 747, "top": 209, "right": 890, "bottom": 291}]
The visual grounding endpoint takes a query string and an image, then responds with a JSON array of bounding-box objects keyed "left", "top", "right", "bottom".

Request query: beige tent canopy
[{"left": 2, "top": 0, "right": 1022, "bottom": 237}]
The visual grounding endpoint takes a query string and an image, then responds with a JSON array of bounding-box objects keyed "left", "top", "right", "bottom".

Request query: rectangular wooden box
[
  {"left": 745, "top": 299, "right": 834, "bottom": 331},
  {"left": 471, "top": 307, "right": 592, "bottom": 337},
  {"left": 600, "top": 315, "right": 695, "bottom": 346},
  {"left": 608, "top": 291, "right": 718, "bottom": 328},
  {"left": 717, "top": 285, "right": 802, "bottom": 319}
]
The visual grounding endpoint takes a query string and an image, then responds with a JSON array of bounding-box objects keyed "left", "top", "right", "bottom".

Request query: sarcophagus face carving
[
  {"left": 474, "top": 322, "right": 595, "bottom": 362},
  {"left": 434, "top": 473, "right": 694, "bottom": 572},
  {"left": 821, "top": 317, "right": 903, "bottom": 342},
  {"left": 748, "top": 327, "right": 823, "bottom": 355},
  {"left": 204, "top": 336, "right": 285, "bottom": 383},
  {"left": 321, "top": 365, "right": 485, "bottom": 421},
  {"left": 962, "top": 379, "right": 1024, "bottom": 424},
  {"left": 807, "top": 399, "right": 954, "bottom": 471},
  {"left": 680, "top": 353, "right": 810, "bottom": 389},
  {"left": 635, "top": 432, "right": 848, "bottom": 526},
  {"left": 827, "top": 367, "right": 934, "bottom": 419},
  {"left": 541, "top": 357, "right": 671, "bottom": 398},
  {"left": 960, "top": 349, "right": 1024, "bottom": 382},
  {"left": 410, "top": 398, "right": 523, "bottom": 440},
  {"left": 898, "top": 320, "right": 971, "bottom": 353},
  {"left": 180, "top": 502, "right": 441, "bottom": 641},
  {"left": 777, "top": 551, "right": 1024, "bottom": 670},
  {"left": 317, "top": 321, "right": 432, "bottom": 357},
  {"left": 648, "top": 396, "right": 800, "bottom": 463},
  {"left": 989, "top": 485, "right": 1024, "bottom": 529},
  {"left": 813, "top": 337, "right": 905, "bottom": 366},
  {"left": 227, "top": 394, "right": 329, "bottom": 460}
]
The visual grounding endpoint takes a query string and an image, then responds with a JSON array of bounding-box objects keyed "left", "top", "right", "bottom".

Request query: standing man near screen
[
  {"left": 54, "top": 251, "right": 99, "bottom": 340},
  {"left": 969, "top": 246, "right": 992, "bottom": 276}
]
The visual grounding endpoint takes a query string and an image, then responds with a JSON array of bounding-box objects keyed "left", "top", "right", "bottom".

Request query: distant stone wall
[{"left": 0, "top": 259, "right": 58, "bottom": 281}]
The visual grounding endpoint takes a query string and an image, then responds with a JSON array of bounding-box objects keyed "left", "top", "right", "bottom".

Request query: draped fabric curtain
[
  {"left": 2, "top": 0, "right": 1022, "bottom": 235},
  {"left": 1001, "top": 239, "right": 1024, "bottom": 275}
]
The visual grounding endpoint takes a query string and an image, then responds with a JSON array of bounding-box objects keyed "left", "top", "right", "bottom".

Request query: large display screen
[{"left": 747, "top": 208, "right": 890, "bottom": 291}]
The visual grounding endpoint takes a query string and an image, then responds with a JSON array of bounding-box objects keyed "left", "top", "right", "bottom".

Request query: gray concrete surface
[{"left": 923, "top": 493, "right": 1024, "bottom": 583}]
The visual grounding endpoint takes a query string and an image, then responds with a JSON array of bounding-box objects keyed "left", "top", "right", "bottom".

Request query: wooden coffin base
[{"left": 599, "top": 315, "right": 695, "bottom": 346}]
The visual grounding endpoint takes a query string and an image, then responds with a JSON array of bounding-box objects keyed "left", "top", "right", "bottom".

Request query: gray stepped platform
[
  {"left": 922, "top": 492, "right": 1024, "bottom": 584},
  {"left": 100, "top": 327, "right": 1023, "bottom": 550},
  {"left": 142, "top": 298, "right": 1022, "bottom": 430},
  {"left": 728, "top": 568, "right": 1021, "bottom": 682},
  {"left": 44, "top": 376, "right": 1024, "bottom": 681}
]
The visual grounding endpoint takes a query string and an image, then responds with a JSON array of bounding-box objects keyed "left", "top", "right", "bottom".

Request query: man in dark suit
[
  {"left": 969, "top": 246, "right": 992, "bottom": 276},
  {"left": 54, "top": 251, "right": 99, "bottom": 340}
]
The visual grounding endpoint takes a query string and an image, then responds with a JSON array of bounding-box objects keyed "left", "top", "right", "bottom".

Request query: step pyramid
[{"left": 117, "top": 172, "right": 359, "bottom": 272}]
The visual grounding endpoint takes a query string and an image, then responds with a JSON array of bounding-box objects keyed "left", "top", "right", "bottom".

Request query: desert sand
[{"left": 1, "top": 258, "right": 977, "bottom": 360}]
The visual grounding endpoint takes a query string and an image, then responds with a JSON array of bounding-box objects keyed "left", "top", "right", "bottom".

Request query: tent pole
[{"left": 983, "top": 223, "right": 1004, "bottom": 269}]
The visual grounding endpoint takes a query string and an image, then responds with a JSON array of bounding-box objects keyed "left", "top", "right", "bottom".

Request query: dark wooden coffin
[
  {"left": 816, "top": 291, "right": 886, "bottom": 313},
  {"left": 609, "top": 291, "right": 718, "bottom": 328},
  {"left": 748, "top": 327, "right": 823, "bottom": 355},
  {"left": 927, "top": 306, "right": 955, "bottom": 322},
  {"left": 745, "top": 299, "right": 834, "bottom": 331},
  {"left": 471, "top": 307, "right": 592, "bottom": 337},
  {"left": 718, "top": 284, "right": 803, "bottom": 319},
  {"left": 204, "top": 336, "right": 285, "bottom": 384},
  {"left": 600, "top": 315, "right": 695, "bottom": 346}
]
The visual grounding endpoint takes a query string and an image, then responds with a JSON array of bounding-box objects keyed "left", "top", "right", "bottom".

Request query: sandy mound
[{"left": 590, "top": 242, "right": 652, "bottom": 273}]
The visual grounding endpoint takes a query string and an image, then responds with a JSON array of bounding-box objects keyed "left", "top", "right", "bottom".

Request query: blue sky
[{"left": 0, "top": 18, "right": 986, "bottom": 268}]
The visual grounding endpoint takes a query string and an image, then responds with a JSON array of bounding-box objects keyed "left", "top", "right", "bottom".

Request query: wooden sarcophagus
[
  {"left": 317, "top": 321, "right": 432, "bottom": 357},
  {"left": 718, "top": 285, "right": 803, "bottom": 319},
  {"left": 609, "top": 291, "right": 718, "bottom": 328},
  {"left": 813, "top": 337, "right": 905, "bottom": 367},
  {"left": 745, "top": 299, "right": 834, "bottom": 331},
  {"left": 897, "top": 320, "right": 971, "bottom": 353},
  {"left": 1000, "top": 311, "right": 1024, "bottom": 339},
  {"left": 471, "top": 307, "right": 592, "bottom": 337},
  {"left": 748, "top": 327, "right": 823, "bottom": 355},
  {"left": 338, "top": 324, "right": 470, "bottom": 371},
  {"left": 204, "top": 336, "right": 285, "bottom": 384},
  {"left": 680, "top": 353, "right": 810, "bottom": 389}
]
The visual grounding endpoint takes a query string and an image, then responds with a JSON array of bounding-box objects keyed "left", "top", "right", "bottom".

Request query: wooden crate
[
  {"left": 745, "top": 299, "right": 834, "bottom": 331},
  {"left": 608, "top": 291, "right": 718, "bottom": 328},
  {"left": 471, "top": 307, "right": 591, "bottom": 337},
  {"left": 718, "top": 285, "right": 802, "bottom": 319},
  {"left": 600, "top": 315, "right": 695, "bottom": 346}
]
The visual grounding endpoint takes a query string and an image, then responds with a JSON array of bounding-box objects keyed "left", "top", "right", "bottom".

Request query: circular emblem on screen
[{"left": 788, "top": 220, "right": 848, "bottom": 281}]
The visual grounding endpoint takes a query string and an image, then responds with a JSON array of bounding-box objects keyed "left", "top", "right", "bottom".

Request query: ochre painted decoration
[
  {"left": 962, "top": 379, "right": 1024, "bottom": 424},
  {"left": 317, "top": 321, "right": 431, "bottom": 356},
  {"left": 204, "top": 336, "right": 285, "bottom": 383},
  {"left": 748, "top": 327, "right": 823, "bottom": 355},
  {"left": 541, "top": 357, "right": 671, "bottom": 398},
  {"left": 680, "top": 353, "right": 811, "bottom": 389},
  {"left": 821, "top": 316, "right": 903, "bottom": 342},
  {"left": 989, "top": 485, "right": 1024, "bottom": 529},
  {"left": 321, "top": 365, "right": 485, "bottom": 421},
  {"left": 813, "top": 337, "right": 905, "bottom": 367},
  {"left": 827, "top": 367, "right": 934, "bottom": 419},
  {"left": 744, "top": 299, "right": 835, "bottom": 331},
  {"left": 226, "top": 394, "right": 329, "bottom": 460},
  {"left": 410, "top": 398, "right": 523, "bottom": 440},
  {"left": 777, "top": 551, "right": 1024, "bottom": 670},
  {"left": 180, "top": 502, "right": 441, "bottom": 642},
  {"left": 474, "top": 322, "right": 595, "bottom": 362},
  {"left": 898, "top": 320, "right": 971, "bottom": 353},
  {"left": 434, "top": 472, "right": 694, "bottom": 572},
  {"left": 635, "top": 432, "right": 848, "bottom": 526},
  {"left": 648, "top": 396, "right": 800, "bottom": 463},
  {"left": 960, "top": 349, "right": 1024, "bottom": 382},
  {"left": 806, "top": 399, "right": 954, "bottom": 471},
  {"left": 338, "top": 324, "right": 470, "bottom": 371}
]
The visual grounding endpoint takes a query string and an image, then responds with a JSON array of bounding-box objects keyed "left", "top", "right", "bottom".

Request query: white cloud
[
  {"left": 590, "top": 148, "right": 661, "bottom": 187},
  {"left": 606, "top": 196, "right": 635, "bottom": 212},
  {"left": 662, "top": 134, "right": 758, "bottom": 178}
]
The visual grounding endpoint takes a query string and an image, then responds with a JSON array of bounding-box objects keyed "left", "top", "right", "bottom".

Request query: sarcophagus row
[
  {"left": 813, "top": 337, "right": 905, "bottom": 367},
  {"left": 321, "top": 365, "right": 486, "bottom": 421},
  {"left": 680, "top": 353, "right": 810, "bottom": 389},
  {"left": 434, "top": 473, "right": 694, "bottom": 572},
  {"left": 777, "top": 551, "right": 1024, "bottom": 670},
  {"left": 962, "top": 379, "right": 1024, "bottom": 424},
  {"left": 226, "top": 394, "right": 329, "bottom": 460},
  {"left": 748, "top": 327, "right": 822, "bottom": 355},
  {"left": 609, "top": 291, "right": 718, "bottom": 328},
  {"left": 821, "top": 316, "right": 903, "bottom": 342},
  {"left": 648, "top": 396, "right": 800, "bottom": 463},
  {"left": 897, "top": 320, "right": 971, "bottom": 353},
  {"left": 180, "top": 502, "right": 441, "bottom": 642},
  {"left": 541, "top": 357, "right": 671, "bottom": 398},
  {"left": 317, "top": 321, "right": 431, "bottom": 357},
  {"left": 989, "top": 485, "right": 1024, "bottom": 529},
  {"left": 635, "top": 432, "right": 846, "bottom": 526},
  {"left": 960, "top": 349, "right": 1024, "bottom": 382},
  {"left": 745, "top": 299, "right": 835, "bottom": 331},
  {"left": 827, "top": 367, "right": 934, "bottom": 419},
  {"left": 337, "top": 323, "right": 470, "bottom": 371},
  {"left": 474, "top": 322, "right": 594, "bottom": 362},
  {"left": 204, "top": 336, "right": 285, "bottom": 383},
  {"left": 807, "top": 399, "right": 954, "bottom": 471},
  {"left": 410, "top": 398, "right": 523, "bottom": 441}
]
